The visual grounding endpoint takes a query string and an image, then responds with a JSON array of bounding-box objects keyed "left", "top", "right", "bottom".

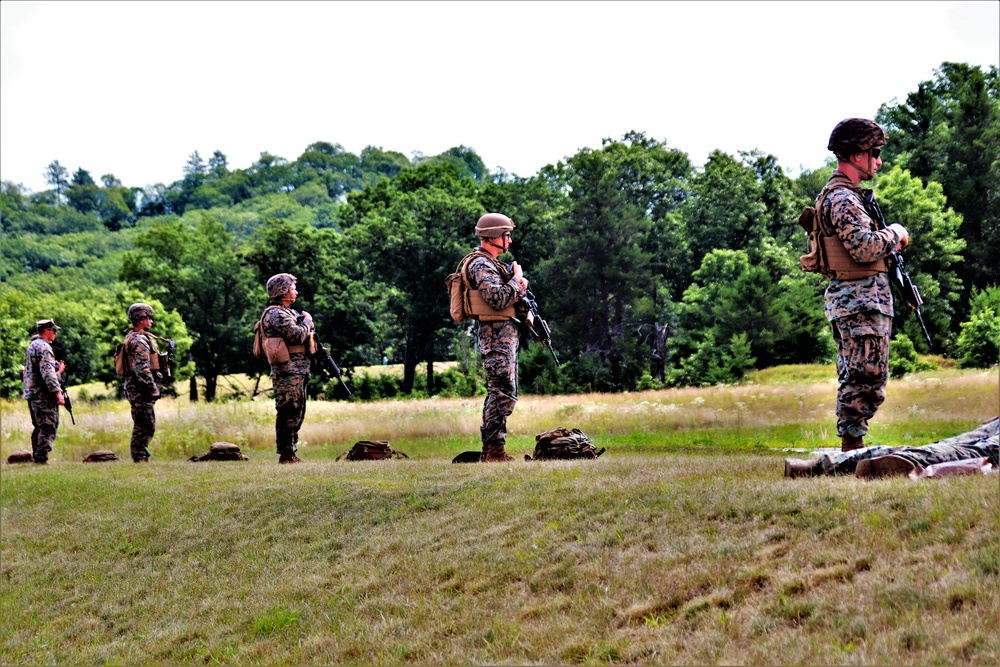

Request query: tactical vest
[
  {"left": 462, "top": 250, "right": 517, "bottom": 322},
  {"left": 815, "top": 173, "right": 888, "bottom": 280}
]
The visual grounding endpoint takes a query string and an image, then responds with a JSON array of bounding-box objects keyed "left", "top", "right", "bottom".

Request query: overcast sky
[{"left": 2, "top": 1, "right": 997, "bottom": 194}]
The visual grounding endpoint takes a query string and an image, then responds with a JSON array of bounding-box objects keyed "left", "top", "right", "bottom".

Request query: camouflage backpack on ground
[
  {"left": 337, "top": 440, "right": 408, "bottom": 461},
  {"left": 7, "top": 450, "right": 33, "bottom": 464},
  {"left": 83, "top": 450, "right": 120, "bottom": 463},
  {"left": 188, "top": 442, "right": 250, "bottom": 462},
  {"left": 525, "top": 427, "right": 606, "bottom": 461}
]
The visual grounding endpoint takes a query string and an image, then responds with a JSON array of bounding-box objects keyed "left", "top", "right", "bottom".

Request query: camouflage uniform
[
  {"left": 814, "top": 417, "right": 999, "bottom": 475},
  {"left": 819, "top": 171, "right": 903, "bottom": 441},
  {"left": 23, "top": 335, "right": 62, "bottom": 463},
  {"left": 468, "top": 254, "right": 526, "bottom": 451},
  {"left": 261, "top": 303, "right": 312, "bottom": 459},
  {"left": 123, "top": 330, "right": 160, "bottom": 462}
]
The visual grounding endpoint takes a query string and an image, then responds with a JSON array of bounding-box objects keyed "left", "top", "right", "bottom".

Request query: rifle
[
  {"left": 517, "top": 284, "right": 560, "bottom": 366},
  {"left": 59, "top": 374, "right": 75, "bottom": 425},
  {"left": 863, "top": 192, "right": 933, "bottom": 347},
  {"left": 295, "top": 313, "right": 353, "bottom": 396}
]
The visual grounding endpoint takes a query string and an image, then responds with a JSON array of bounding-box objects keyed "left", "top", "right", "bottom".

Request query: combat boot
[
  {"left": 279, "top": 455, "right": 303, "bottom": 464},
  {"left": 841, "top": 434, "right": 864, "bottom": 452},
  {"left": 855, "top": 454, "right": 916, "bottom": 479},
  {"left": 481, "top": 442, "right": 514, "bottom": 463},
  {"left": 784, "top": 458, "right": 820, "bottom": 478}
]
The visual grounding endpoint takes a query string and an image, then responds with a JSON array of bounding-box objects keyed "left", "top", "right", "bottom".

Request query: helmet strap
[{"left": 484, "top": 237, "right": 507, "bottom": 252}]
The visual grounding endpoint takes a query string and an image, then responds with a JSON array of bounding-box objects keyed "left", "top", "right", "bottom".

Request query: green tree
[
  {"left": 341, "top": 162, "right": 483, "bottom": 392},
  {"left": 875, "top": 165, "right": 965, "bottom": 351},
  {"left": 120, "top": 216, "right": 258, "bottom": 400},
  {"left": 955, "top": 286, "right": 1000, "bottom": 368},
  {"left": 877, "top": 62, "right": 1000, "bottom": 291},
  {"left": 44, "top": 161, "right": 69, "bottom": 204}
]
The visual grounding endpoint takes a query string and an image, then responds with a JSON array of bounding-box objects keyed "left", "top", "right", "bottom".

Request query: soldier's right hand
[
  {"left": 888, "top": 223, "right": 909, "bottom": 250},
  {"left": 300, "top": 311, "right": 314, "bottom": 329},
  {"left": 57, "top": 392, "right": 66, "bottom": 406}
]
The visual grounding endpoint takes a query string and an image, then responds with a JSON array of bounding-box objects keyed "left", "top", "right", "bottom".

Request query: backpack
[
  {"left": 83, "top": 450, "right": 120, "bottom": 463},
  {"left": 445, "top": 251, "right": 489, "bottom": 323},
  {"left": 336, "top": 440, "right": 409, "bottom": 461},
  {"left": 7, "top": 450, "right": 33, "bottom": 464},
  {"left": 526, "top": 427, "right": 606, "bottom": 461},
  {"left": 188, "top": 441, "right": 250, "bottom": 462}
]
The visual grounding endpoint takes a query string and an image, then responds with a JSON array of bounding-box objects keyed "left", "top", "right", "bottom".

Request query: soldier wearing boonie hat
[
  {"left": 818, "top": 119, "right": 911, "bottom": 452},
  {"left": 22, "top": 319, "right": 67, "bottom": 463},
  {"left": 260, "top": 273, "right": 314, "bottom": 463}
]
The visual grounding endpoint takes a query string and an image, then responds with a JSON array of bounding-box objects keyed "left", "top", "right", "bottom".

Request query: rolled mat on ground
[{"left": 337, "top": 440, "right": 408, "bottom": 461}]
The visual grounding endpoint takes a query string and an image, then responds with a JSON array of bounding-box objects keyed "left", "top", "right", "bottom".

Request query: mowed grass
[{"left": 1, "top": 365, "right": 998, "bottom": 664}]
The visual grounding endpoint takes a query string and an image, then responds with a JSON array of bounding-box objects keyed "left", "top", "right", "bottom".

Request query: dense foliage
[{"left": 2, "top": 63, "right": 996, "bottom": 400}]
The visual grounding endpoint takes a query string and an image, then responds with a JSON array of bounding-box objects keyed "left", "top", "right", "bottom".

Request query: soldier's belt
[{"left": 287, "top": 345, "right": 306, "bottom": 354}]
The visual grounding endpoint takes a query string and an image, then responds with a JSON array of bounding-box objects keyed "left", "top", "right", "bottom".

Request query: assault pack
[
  {"left": 188, "top": 442, "right": 250, "bottom": 462},
  {"left": 525, "top": 427, "right": 605, "bottom": 461},
  {"left": 336, "top": 440, "right": 408, "bottom": 461},
  {"left": 83, "top": 450, "right": 120, "bottom": 463},
  {"left": 445, "top": 250, "right": 515, "bottom": 323},
  {"left": 113, "top": 331, "right": 174, "bottom": 380}
]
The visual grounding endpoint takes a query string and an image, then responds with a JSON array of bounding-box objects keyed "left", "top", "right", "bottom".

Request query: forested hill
[{"left": 1, "top": 62, "right": 997, "bottom": 401}]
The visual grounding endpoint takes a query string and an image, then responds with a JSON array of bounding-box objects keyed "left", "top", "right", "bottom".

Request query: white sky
[{"left": 2, "top": 1, "right": 998, "bottom": 194}]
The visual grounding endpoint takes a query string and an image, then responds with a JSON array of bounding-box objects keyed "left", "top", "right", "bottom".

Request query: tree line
[{"left": 1, "top": 62, "right": 997, "bottom": 402}]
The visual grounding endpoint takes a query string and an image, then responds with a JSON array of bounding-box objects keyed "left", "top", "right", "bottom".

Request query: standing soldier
[
  {"left": 124, "top": 303, "right": 161, "bottom": 463},
  {"left": 260, "top": 273, "right": 313, "bottom": 464},
  {"left": 22, "top": 319, "right": 66, "bottom": 464},
  {"left": 464, "top": 213, "right": 528, "bottom": 462},
  {"left": 820, "top": 119, "right": 910, "bottom": 451}
]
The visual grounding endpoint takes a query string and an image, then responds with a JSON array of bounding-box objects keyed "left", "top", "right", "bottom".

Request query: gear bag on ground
[
  {"left": 526, "top": 427, "right": 605, "bottom": 461},
  {"left": 337, "top": 440, "right": 408, "bottom": 461},
  {"left": 188, "top": 442, "right": 250, "bottom": 462}
]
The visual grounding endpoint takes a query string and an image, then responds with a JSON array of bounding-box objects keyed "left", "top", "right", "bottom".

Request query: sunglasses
[{"left": 869, "top": 147, "right": 882, "bottom": 159}]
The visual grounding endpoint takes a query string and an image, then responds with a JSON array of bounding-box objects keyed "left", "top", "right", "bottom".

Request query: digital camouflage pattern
[
  {"left": 23, "top": 336, "right": 61, "bottom": 400},
  {"left": 272, "top": 374, "right": 307, "bottom": 458},
  {"left": 818, "top": 174, "right": 901, "bottom": 322},
  {"left": 831, "top": 311, "right": 891, "bottom": 439},
  {"left": 123, "top": 330, "right": 159, "bottom": 461},
  {"left": 23, "top": 335, "right": 63, "bottom": 463},
  {"left": 261, "top": 305, "right": 312, "bottom": 376},
  {"left": 468, "top": 254, "right": 525, "bottom": 447},
  {"left": 814, "top": 417, "right": 999, "bottom": 475},
  {"left": 262, "top": 303, "right": 312, "bottom": 459},
  {"left": 819, "top": 173, "right": 902, "bottom": 440}
]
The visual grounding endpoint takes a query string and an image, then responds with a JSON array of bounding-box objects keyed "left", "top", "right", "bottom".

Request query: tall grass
[
  {"left": 2, "top": 366, "right": 996, "bottom": 461},
  {"left": 2, "top": 365, "right": 998, "bottom": 664}
]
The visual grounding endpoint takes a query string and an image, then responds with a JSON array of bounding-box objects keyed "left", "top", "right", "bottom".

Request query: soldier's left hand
[
  {"left": 57, "top": 360, "right": 66, "bottom": 374},
  {"left": 57, "top": 391, "right": 66, "bottom": 406}
]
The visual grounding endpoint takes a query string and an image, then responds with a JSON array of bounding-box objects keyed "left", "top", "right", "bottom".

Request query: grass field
[{"left": 2, "top": 365, "right": 998, "bottom": 664}]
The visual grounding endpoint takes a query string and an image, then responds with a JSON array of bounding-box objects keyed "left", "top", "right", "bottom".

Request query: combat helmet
[
  {"left": 828, "top": 118, "right": 887, "bottom": 158},
  {"left": 474, "top": 213, "right": 515, "bottom": 238},
  {"left": 266, "top": 273, "right": 297, "bottom": 300},
  {"left": 127, "top": 303, "right": 155, "bottom": 323}
]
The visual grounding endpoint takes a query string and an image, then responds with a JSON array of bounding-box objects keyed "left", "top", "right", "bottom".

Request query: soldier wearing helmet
[
  {"left": 259, "top": 273, "right": 314, "bottom": 464},
  {"left": 123, "top": 303, "right": 161, "bottom": 462},
  {"left": 818, "top": 119, "right": 911, "bottom": 452},
  {"left": 461, "top": 213, "right": 529, "bottom": 462},
  {"left": 22, "top": 319, "right": 67, "bottom": 464}
]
